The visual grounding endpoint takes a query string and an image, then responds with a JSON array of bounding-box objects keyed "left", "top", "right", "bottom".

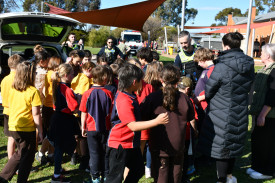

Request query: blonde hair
[
  {"left": 52, "top": 64, "right": 73, "bottom": 103},
  {"left": 194, "top": 48, "right": 214, "bottom": 62},
  {"left": 144, "top": 61, "right": 163, "bottom": 91},
  {"left": 12, "top": 61, "right": 36, "bottom": 91},
  {"left": 8, "top": 54, "right": 24, "bottom": 69}
]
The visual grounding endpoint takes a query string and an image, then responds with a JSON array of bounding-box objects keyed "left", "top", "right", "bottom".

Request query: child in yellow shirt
[
  {"left": 0, "top": 61, "right": 43, "bottom": 183},
  {"left": 0, "top": 54, "right": 24, "bottom": 159}
]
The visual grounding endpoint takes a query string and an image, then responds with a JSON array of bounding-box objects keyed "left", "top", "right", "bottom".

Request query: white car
[{"left": 0, "top": 12, "right": 80, "bottom": 116}]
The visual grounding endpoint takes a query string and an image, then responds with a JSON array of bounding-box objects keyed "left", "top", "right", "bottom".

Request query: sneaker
[
  {"left": 250, "top": 171, "right": 272, "bottom": 180},
  {"left": 246, "top": 168, "right": 256, "bottom": 175},
  {"left": 145, "top": 166, "right": 151, "bottom": 178},
  {"left": 83, "top": 177, "right": 101, "bottom": 183},
  {"left": 51, "top": 175, "right": 71, "bottom": 183},
  {"left": 226, "top": 175, "right": 237, "bottom": 183},
  {"left": 187, "top": 165, "right": 196, "bottom": 175},
  {"left": 35, "top": 152, "right": 48, "bottom": 165},
  {"left": 70, "top": 153, "right": 78, "bottom": 165}
]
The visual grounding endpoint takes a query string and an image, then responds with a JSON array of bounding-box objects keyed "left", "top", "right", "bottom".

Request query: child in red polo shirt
[
  {"left": 193, "top": 48, "right": 215, "bottom": 111},
  {"left": 79, "top": 66, "right": 114, "bottom": 183},
  {"left": 105, "top": 64, "right": 169, "bottom": 183}
]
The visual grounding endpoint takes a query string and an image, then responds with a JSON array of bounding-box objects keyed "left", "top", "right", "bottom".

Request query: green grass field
[{"left": 0, "top": 117, "right": 274, "bottom": 182}]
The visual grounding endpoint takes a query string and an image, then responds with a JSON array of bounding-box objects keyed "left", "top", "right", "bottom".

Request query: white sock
[{"left": 38, "top": 151, "right": 43, "bottom": 157}]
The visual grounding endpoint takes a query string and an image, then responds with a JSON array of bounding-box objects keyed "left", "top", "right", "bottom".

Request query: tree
[
  {"left": 155, "top": 0, "right": 197, "bottom": 27},
  {"left": 214, "top": 7, "right": 245, "bottom": 25},
  {"left": 0, "top": 0, "right": 20, "bottom": 13},
  {"left": 255, "top": 0, "right": 275, "bottom": 12},
  {"left": 142, "top": 16, "right": 162, "bottom": 41},
  {"left": 23, "top": 0, "right": 100, "bottom": 12},
  {"left": 111, "top": 28, "right": 126, "bottom": 40}
]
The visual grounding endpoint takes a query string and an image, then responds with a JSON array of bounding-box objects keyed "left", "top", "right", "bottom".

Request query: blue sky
[{"left": 100, "top": 0, "right": 256, "bottom": 27}]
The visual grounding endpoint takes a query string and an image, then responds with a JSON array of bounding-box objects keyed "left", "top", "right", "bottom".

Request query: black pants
[
  {"left": 0, "top": 131, "right": 36, "bottom": 183},
  {"left": 105, "top": 146, "right": 144, "bottom": 183},
  {"left": 216, "top": 158, "right": 235, "bottom": 183},
  {"left": 87, "top": 131, "right": 109, "bottom": 178},
  {"left": 251, "top": 118, "right": 275, "bottom": 176}
]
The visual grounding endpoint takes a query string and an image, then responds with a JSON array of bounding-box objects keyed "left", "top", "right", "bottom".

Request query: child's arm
[
  {"left": 32, "top": 106, "right": 43, "bottom": 144},
  {"left": 81, "top": 112, "right": 87, "bottom": 137},
  {"left": 127, "top": 112, "right": 169, "bottom": 132},
  {"left": 190, "top": 119, "right": 199, "bottom": 137}
]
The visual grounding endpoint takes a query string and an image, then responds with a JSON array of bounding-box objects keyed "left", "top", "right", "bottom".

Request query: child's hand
[
  {"left": 37, "top": 131, "right": 43, "bottom": 144},
  {"left": 156, "top": 112, "right": 169, "bottom": 125},
  {"left": 82, "top": 128, "right": 87, "bottom": 137}
]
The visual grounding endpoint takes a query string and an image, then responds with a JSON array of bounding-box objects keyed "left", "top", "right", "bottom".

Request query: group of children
[{"left": 0, "top": 43, "right": 216, "bottom": 183}]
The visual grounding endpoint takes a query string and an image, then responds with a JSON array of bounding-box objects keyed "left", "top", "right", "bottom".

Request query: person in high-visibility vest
[
  {"left": 98, "top": 37, "right": 124, "bottom": 65},
  {"left": 174, "top": 31, "right": 203, "bottom": 85},
  {"left": 62, "top": 33, "right": 84, "bottom": 55}
]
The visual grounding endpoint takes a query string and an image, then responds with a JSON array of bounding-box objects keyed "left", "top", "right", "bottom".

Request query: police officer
[
  {"left": 98, "top": 37, "right": 124, "bottom": 65},
  {"left": 174, "top": 31, "right": 202, "bottom": 84},
  {"left": 62, "top": 33, "right": 84, "bottom": 55}
]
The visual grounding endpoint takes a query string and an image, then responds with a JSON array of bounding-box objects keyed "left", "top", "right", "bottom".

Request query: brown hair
[
  {"left": 33, "top": 44, "right": 45, "bottom": 53},
  {"left": 127, "top": 58, "right": 141, "bottom": 68},
  {"left": 92, "top": 65, "right": 108, "bottom": 85},
  {"left": 144, "top": 61, "right": 163, "bottom": 91},
  {"left": 194, "top": 48, "right": 214, "bottom": 62},
  {"left": 69, "top": 50, "right": 85, "bottom": 58},
  {"left": 110, "top": 64, "right": 119, "bottom": 77},
  {"left": 12, "top": 61, "right": 36, "bottom": 91},
  {"left": 161, "top": 64, "right": 180, "bottom": 111},
  {"left": 48, "top": 56, "right": 62, "bottom": 71},
  {"left": 8, "top": 54, "right": 24, "bottom": 69},
  {"left": 52, "top": 64, "right": 73, "bottom": 103},
  {"left": 82, "top": 61, "right": 96, "bottom": 71},
  {"left": 97, "top": 56, "right": 108, "bottom": 65},
  {"left": 114, "top": 58, "right": 125, "bottom": 67}
]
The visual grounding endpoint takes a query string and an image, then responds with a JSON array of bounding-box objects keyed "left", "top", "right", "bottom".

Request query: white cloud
[{"left": 197, "top": 7, "right": 223, "bottom": 11}]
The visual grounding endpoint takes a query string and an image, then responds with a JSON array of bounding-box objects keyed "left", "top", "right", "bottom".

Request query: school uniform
[
  {"left": 48, "top": 82, "right": 78, "bottom": 175},
  {"left": 105, "top": 91, "right": 144, "bottom": 183},
  {"left": 140, "top": 90, "right": 194, "bottom": 183},
  {"left": 42, "top": 70, "right": 55, "bottom": 137},
  {"left": 194, "top": 65, "right": 214, "bottom": 110},
  {"left": 0, "top": 86, "right": 42, "bottom": 183},
  {"left": 0, "top": 71, "right": 15, "bottom": 137},
  {"left": 79, "top": 86, "right": 113, "bottom": 179}
]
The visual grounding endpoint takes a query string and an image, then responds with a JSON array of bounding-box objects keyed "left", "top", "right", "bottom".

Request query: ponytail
[
  {"left": 51, "top": 63, "right": 73, "bottom": 104},
  {"left": 161, "top": 64, "right": 181, "bottom": 111},
  {"left": 162, "top": 83, "right": 178, "bottom": 111}
]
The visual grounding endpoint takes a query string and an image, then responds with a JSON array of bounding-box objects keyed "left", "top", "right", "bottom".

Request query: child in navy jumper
[
  {"left": 48, "top": 64, "right": 79, "bottom": 183},
  {"left": 80, "top": 66, "right": 114, "bottom": 183},
  {"left": 105, "top": 64, "right": 169, "bottom": 183}
]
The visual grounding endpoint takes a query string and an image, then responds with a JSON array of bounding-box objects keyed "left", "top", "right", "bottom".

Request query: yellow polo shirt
[
  {"left": 44, "top": 70, "right": 54, "bottom": 107},
  {"left": 0, "top": 71, "right": 15, "bottom": 115},
  {"left": 8, "top": 86, "right": 42, "bottom": 132},
  {"left": 71, "top": 73, "right": 93, "bottom": 95}
]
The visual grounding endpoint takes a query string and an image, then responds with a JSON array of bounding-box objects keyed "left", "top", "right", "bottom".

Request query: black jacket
[{"left": 197, "top": 48, "right": 255, "bottom": 159}]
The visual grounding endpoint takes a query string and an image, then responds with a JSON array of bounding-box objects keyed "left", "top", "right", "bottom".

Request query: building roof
[
  {"left": 233, "top": 17, "right": 247, "bottom": 24},
  {"left": 235, "top": 11, "right": 275, "bottom": 25}
]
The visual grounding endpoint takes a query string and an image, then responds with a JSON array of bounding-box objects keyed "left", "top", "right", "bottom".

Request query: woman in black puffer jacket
[{"left": 197, "top": 32, "right": 255, "bottom": 183}]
